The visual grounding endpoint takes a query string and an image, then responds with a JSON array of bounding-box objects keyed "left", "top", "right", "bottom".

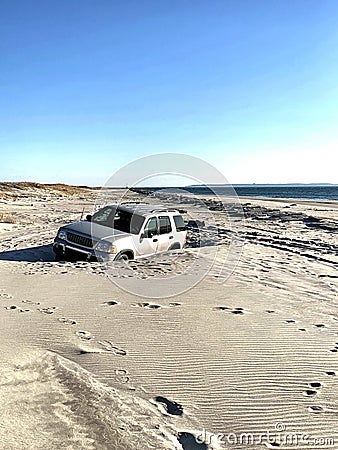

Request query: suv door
[
  {"left": 156, "top": 216, "right": 174, "bottom": 252},
  {"left": 137, "top": 216, "right": 159, "bottom": 256}
]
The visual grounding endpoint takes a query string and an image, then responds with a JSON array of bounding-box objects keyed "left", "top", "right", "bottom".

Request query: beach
[{"left": 0, "top": 183, "right": 337, "bottom": 449}]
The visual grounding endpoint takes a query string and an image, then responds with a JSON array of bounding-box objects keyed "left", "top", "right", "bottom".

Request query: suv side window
[
  {"left": 173, "top": 215, "right": 185, "bottom": 231},
  {"left": 159, "top": 216, "right": 172, "bottom": 234},
  {"left": 143, "top": 217, "right": 158, "bottom": 238}
]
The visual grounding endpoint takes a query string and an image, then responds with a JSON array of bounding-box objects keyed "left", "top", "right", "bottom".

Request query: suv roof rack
[
  {"left": 150, "top": 208, "right": 178, "bottom": 213},
  {"left": 120, "top": 201, "right": 149, "bottom": 205},
  {"left": 116, "top": 203, "right": 180, "bottom": 215}
]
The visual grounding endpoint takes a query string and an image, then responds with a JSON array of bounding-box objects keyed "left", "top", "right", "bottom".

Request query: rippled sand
[{"left": 0, "top": 185, "right": 337, "bottom": 449}]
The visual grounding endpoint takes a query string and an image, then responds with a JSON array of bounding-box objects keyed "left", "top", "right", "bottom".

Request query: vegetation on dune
[{"left": 0, "top": 182, "right": 100, "bottom": 200}]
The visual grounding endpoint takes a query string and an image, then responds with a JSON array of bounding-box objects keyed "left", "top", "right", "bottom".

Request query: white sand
[{"left": 0, "top": 185, "right": 337, "bottom": 449}]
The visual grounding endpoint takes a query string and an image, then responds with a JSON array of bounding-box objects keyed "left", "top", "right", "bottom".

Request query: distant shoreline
[{"left": 1, "top": 182, "right": 338, "bottom": 202}]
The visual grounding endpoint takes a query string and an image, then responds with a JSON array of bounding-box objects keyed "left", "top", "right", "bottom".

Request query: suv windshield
[{"left": 92, "top": 206, "right": 145, "bottom": 234}]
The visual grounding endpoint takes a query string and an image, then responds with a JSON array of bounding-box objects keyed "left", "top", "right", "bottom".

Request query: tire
[
  {"left": 168, "top": 243, "right": 181, "bottom": 251},
  {"left": 54, "top": 250, "right": 65, "bottom": 262},
  {"left": 115, "top": 251, "right": 132, "bottom": 261},
  {"left": 55, "top": 248, "right": 73, "bottom": 262}
]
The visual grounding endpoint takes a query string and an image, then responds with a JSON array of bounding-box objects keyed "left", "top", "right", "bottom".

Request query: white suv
[{"left": 53, "top": 203, "right": 187, "bottom": 261}]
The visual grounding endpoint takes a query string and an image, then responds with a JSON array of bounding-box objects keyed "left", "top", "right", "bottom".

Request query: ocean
[
  {"left": 134, "top": 185, "right": 338, "bottom": 201},
  {"left": 198, "top": 185, "right": 338, "bottom": 201}
]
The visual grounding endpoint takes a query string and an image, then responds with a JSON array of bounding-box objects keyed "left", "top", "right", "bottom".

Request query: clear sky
[{"left": 1, "top": 0, "right": 338, "bottom": 185}]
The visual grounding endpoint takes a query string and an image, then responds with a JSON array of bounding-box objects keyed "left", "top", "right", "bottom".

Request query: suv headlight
[
  {"left": 57, "top": 229, "right": 67, "bottom": 240},
  {"left": 95, "top": 241, "right": 117, "bottom": 254}
]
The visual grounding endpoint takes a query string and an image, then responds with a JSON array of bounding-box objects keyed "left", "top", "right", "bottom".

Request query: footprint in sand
[
  {"left": 100, "top": 301, "right": 119, "bottom": 307},
  {"left": 131, "top": 302, "right": 161, "bottom": 309},
  {"left": 58, "top": 317, "right": 77, "bottom": 325},
  {"left": 22, "top": 300, "right": 40, "bottom": 305},
  {"left": 98, "top": 340, "right": 127, "bottom": 355},
  {"left": 303, "top": 382, "right": 322, "bottom": 397},
  {"left": 5, "top": 305, "right": 17, "bottom": 310},
  {"left": 309, "top": 382, "right": 322, "bottom": 389},
  {"left": 115, "top": 369, "right": 130, "bottom": 383},
  {"left": 308, "top": 405, "right": 323, "bottom": 413},
  {"left": 38, "top": 306, "right": 58, "bottom": 315},
  {"left": 265, "top": 442, "right": 281, "bottom": 449},
  {"left": 213, "top": 306, "right": 246, "bottom": 314},
  {"left": 304, "top": 389, "right": 317, "bottom": 396},
  {"left": 76, "top": 330, "right": 94, "bottom": 341},
  {"left": 155, "top": 396, "right": 184, "bottom": 416},
  {"left": 146, "top": 303, "right": 161, "bottom": 309},
  {"left": 0, "top": 292, "right": 13, "bottom": 299},
  {"left": 78, "top": 349, "right": 92, "bottom": 355},
  {"left": 231, "top": 309, "right": 245, "bottom": 315},
  {"left": 213, "top": 306, "right": 231, "bottom": 311},
  {"left": 178, "top": 432, "right": 207, "bottom": 449}
]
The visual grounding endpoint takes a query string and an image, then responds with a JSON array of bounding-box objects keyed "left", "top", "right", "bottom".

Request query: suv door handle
[
  {"left": 153, "top": 238, "right": 158, "bottom": 242},
  {"left": 169, "top": 236, "right": 174, "bottom": 239}
]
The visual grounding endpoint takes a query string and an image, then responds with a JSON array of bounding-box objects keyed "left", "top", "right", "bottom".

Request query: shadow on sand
[
  {"left": 0, "top": 244, "right": 55, "bottom": 262},
  {"left": 178, "top": 432, "right": 208, "bottom": 449}
]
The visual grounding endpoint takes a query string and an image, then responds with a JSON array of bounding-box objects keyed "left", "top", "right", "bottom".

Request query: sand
[{"left": 0, "top": 184, "right": 337, "bottom": 449}]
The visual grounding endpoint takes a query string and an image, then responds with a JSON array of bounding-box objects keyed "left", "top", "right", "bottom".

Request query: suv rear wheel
[{"left": 168, "top": 242, "right": 181, "bottom": 251}]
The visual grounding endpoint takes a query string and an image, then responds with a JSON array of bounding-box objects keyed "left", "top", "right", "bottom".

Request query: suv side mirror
[
  {"left": 86, "top": 214, "right": 92, "bottom": 222},
  {"left": 140, "top": 231, "right": 153, "bottom": 239}
]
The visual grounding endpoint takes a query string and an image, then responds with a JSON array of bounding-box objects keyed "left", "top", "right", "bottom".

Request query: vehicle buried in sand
[{"left": 53, "top": 203, "right": 187, "bottom": 262}]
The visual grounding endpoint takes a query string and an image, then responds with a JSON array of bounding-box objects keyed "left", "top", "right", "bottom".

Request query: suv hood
[{"left": 63, "top": 221, "right": 130, "bottom": 242}]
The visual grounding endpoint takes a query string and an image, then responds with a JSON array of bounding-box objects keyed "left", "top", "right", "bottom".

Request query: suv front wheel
[{"left": 115, "top": 251, "right": 133, "bottom": 261}]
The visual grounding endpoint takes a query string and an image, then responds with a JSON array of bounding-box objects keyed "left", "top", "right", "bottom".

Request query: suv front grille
[{"left": 66, "top": 232, "right": 93, "bottom": 248}]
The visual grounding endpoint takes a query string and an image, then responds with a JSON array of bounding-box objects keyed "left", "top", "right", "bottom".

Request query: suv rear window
[
  {"left": 159, "top": 216, "right": 172, "bottom": 234},
  {"left": 173, "top": 215, "right": 185, "bottom": 231}
]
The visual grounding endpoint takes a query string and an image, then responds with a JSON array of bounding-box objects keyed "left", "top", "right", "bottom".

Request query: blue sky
[{"left": 1, "top": 0, "right": 338, "bottom": 185}]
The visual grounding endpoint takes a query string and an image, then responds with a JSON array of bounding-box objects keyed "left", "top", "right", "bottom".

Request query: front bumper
[{"left": 53, "top": 238, "right": 114, "bottom": 262}]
